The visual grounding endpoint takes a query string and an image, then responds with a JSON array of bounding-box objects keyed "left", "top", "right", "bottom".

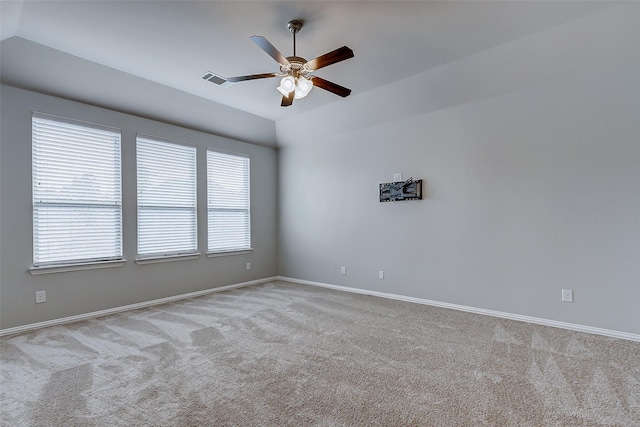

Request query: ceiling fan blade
[
  {"left": 281, "top": 92, "right": 294, "bottom": 107},
  {"left": 311, "top": 77, "right": 352, "bottom": 98},
  {"left": 226, "top": 73, "right": 278, "bottom": 83},
  {"left": 250, "top": 35, "right": 291, "bottom": 66},
  {"left": 305, "top": 46, "right": 354, "bottom": 71}
]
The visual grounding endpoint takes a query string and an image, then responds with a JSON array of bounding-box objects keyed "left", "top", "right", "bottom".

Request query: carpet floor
[{"left": 1, "top": 280, "right": 639, "bottom": 426}]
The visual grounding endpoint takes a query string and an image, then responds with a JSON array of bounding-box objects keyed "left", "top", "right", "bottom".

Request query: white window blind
[
  {"left": 207, "top": 150, "right": 250, "bottom": 253},
  {"left": 32, "top": 113, "right": 122, "bottom": 266},
  {"left": 136, "top": 136, "right": 197, "bottom": 257}
]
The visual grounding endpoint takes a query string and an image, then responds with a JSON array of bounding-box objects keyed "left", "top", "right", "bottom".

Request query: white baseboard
[
  {"left": 4, "top": 275, "right": 638, "bottom": 343},
  {"left": 0, "top": 277, "right": 278, "bottom": 337},
  {"left": 277, "top": 276, "right": 640, "bottom": 343}
]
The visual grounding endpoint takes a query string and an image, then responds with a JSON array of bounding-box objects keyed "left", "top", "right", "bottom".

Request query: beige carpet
[{"left": 1, "top": 280, "right": 639, "bottom": 426}]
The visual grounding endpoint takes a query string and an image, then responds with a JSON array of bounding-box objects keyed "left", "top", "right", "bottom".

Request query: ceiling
[{"left": 0, "top": 1, "right": 616, "bottom": 137}]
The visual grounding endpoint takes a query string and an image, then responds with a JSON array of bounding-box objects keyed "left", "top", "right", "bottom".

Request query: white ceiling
[{"left": 0, "top": 1, "right": 617, "bottom": 135}]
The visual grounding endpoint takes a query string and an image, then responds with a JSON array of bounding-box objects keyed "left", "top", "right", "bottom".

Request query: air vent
[{"left": 201, "top": 72, "right": 233, "bottom": 88}]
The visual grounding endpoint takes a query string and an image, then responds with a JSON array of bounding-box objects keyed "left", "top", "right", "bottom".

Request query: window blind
[
  {"left": 136, "top": 136, "right": 197, "bottom": 257},
  {"left": 32, "top": 113, "right": 122, "bottom": 266},
  {"left": 207, "top": 150, "right": 250, "bottom": 253}
]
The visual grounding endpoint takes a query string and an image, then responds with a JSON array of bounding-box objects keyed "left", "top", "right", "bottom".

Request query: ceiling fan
[{"left": 222, "top": 20, "right": 354, "bottom": 107}]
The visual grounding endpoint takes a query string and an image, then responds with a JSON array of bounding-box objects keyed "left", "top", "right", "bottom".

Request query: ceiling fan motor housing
[
  {"left": 288, "top": 20, "right": 303, "bottom": 34},
  {"left": 282, "top": 56, "right": 309, "bottom": 76}
]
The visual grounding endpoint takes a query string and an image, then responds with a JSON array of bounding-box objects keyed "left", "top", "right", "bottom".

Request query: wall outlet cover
[
  {"left": 35, "top": 291, "right": 46, "bottom": 303},
  {"left": 562, "top": 289, "right": 573, "bottom": 303}
]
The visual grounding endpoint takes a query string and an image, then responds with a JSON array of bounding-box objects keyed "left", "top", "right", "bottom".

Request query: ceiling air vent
[{"left": 201, "top": 72, "right": 233, "bottom": 88}]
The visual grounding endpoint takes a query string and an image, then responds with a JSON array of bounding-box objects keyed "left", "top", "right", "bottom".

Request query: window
[
  {"left": 136, "top": 136, "right": 197, "bottom": 258},
  {"left": 207, "top": 150, "right": 251, "bottom": 253},
  {"left": 32, "top": 113, "right": 122, "bottom": 267}
]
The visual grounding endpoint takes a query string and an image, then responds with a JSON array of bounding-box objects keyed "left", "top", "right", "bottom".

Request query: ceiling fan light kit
[
  {"left": 293, "top": 75, "right": 313, "bottom": 99},
  {"left": 276, "top": 75, "right": 296, "bottom": 96},
  {"left": 219, "top": 20, "right": 354, "bottom": 107}
]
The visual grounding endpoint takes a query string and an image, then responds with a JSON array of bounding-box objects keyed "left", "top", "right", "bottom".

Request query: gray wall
[
  {"left": 277, "top": 5, "right": 640, "bottom": 335},
  {"left": 0, "top": 85, "right": 278, "bottom": 329}
]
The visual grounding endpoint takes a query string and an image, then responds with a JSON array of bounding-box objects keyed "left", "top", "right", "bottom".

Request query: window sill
[
  {"left": 29, "top": 259, "right": 126, "bottom": 275},
  {"left": 207, "top": 249, "right": 253, "bottom": 258},
  {"left": 135, "top": 253, "right": 201, "bottom": 265}
]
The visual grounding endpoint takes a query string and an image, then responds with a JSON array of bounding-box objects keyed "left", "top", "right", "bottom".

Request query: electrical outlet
[
  {"left": 35, "top": 291, "right": 46, "bottom": 304},
  {"left": 379, "top": 270, "right": 384, "bottom": 279},
  {"left": 246, "top": 262, "right": 251, "bottom": 271},
  {"left": 340, "top": 266, "right": 346, "bottom": 275},
  {"left": 394, "top": 173, "right": 402, "bottom": 182},
  {"left": 561, "top": 289, "right": 573, "bottom": 303}
]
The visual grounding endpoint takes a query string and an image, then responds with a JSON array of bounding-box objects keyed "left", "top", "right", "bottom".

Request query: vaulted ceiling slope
[
  {"left": 277, "top": 3, "right": 640, "bottom": 147},
  {"left": 0, "top": 1, "right": 618, "bottom": 146}
]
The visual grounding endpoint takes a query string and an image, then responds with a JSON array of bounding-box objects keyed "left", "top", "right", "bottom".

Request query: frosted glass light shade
[
  {"left": 277, "top": 76, "right": 295, "bottom": 95},
  {"left": 294, "top": 76, "right": 313, "bottom": 99}
]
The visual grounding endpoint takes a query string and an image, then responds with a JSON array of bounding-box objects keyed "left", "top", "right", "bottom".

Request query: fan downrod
[{"left": 287, "top": 20, "right": 303, "bottom": 58}]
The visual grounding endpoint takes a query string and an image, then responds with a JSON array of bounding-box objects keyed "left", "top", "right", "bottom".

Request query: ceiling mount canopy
[{"left": 224, "top": 19, "right": 354, "bottom": 107}]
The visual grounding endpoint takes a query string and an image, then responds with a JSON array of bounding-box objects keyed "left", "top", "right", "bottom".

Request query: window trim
[
  {"left": 206, "top": 249, "right": 253, "bottom": 258},
  {"left": 29, "top": 259, "right": 126, "bottom": 275}
]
